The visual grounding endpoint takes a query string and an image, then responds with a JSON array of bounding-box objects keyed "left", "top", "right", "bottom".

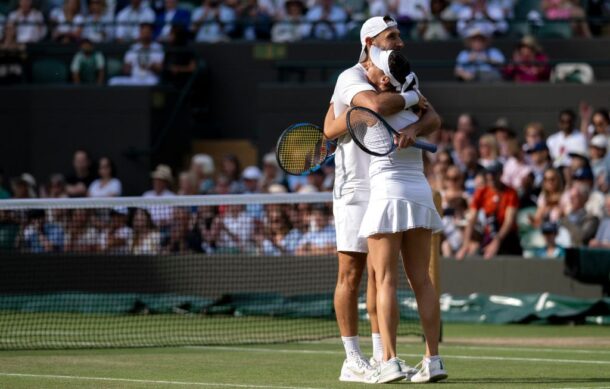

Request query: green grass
[{"left": 0, "top": 323, "right": 609, "bottom": 388}]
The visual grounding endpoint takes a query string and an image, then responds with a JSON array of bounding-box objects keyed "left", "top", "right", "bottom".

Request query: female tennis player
[{"left": 358, "top": 46, "right": 447, "bottom": 383}]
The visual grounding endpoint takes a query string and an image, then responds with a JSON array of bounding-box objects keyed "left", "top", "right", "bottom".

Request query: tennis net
[{"left": 0, "top": 193, "right": 422, "bottom": 349}]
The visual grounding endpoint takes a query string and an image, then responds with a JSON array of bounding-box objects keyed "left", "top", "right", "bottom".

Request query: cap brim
[{"left": 359, "top": 44, "right": 366, "bottom": 62}]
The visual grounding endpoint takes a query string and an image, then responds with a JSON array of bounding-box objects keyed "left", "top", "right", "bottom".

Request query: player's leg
[
  {"left": 366, "top": 262, "right": 383, "bottom": 366},
  {"left": 401, "top": 228, "right": 447, "bottom": 383}
]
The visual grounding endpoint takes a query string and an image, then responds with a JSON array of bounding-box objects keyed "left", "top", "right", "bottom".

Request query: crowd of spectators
[{"left": 2, "top": 101, "right": 610, "bottom": 258}]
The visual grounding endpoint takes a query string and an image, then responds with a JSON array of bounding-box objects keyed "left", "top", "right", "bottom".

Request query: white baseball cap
[
  {"left": 242, "top": 166, "right": 262, "bottom": 180},
  {"left": 590, "top": 134, "right": 608, "bottom": 149},
  {"left": 359, "top": 16, "right": 398, "bottom": 63}
]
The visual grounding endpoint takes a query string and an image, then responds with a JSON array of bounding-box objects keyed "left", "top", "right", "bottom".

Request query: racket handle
[{"left": 413, "top": 140, "right": 437, "bottom": 153}]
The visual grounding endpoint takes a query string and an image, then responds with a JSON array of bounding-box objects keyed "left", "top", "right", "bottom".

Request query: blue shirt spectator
[
  {"left": 455, "top": 28, "right": 505, "bottom": 82},
  {"left": 155, "top": 0, "right": 191, "bottom": 41},
  {"left": 22, "top": 210, "right": 65, "bottom": 253}
]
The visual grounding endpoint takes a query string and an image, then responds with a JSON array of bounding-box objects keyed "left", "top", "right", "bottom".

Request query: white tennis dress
[{"left": 358, "top": 109, "right": 443, "bottom": 237}]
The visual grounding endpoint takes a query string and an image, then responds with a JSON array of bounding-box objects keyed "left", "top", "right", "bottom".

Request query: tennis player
[
  {"left": 358, "top": 47, "right": 447, "bottom": 383},
  {"left": 322, "top": 16, "right": 442, "bottom": 384}
]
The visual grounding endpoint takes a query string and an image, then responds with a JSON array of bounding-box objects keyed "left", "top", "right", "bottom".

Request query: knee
[
  {"left": 337, "top": 267, "right": 362, "bottom": 293},
  {"left": 409, "top": 273, "right": 433, "bottom": 293}
]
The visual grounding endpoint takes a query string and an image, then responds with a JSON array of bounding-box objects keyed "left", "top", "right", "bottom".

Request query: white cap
[
  {"left": 263, "top": 152, "right": 279, "bottom": 167},
  {"left": 359, "top": 16, "right": 398, "bottom": 63},
  {"left": 191, "top": 154, "right": 215, "bottom": 175},
  {"left": 590, "top": 134, "right": 608, "bottom": 149},
  {"left": 369, "top": 46, "right": 401, "bottom": 90},
  {"left": 242, "top": 166, "right": 262, "bottom": 180},
  {"left": 268, "top": 183, "right": 287, "bottom": 193}
]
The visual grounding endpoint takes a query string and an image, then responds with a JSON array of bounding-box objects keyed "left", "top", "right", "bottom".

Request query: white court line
[
  {"left": 187, "top": 346, "right": 610, "bottom": 365},
  {"left": 550, "top": 386, "right": 610, "bottom": 389},
  {"left": 0, "top": 372, "right": 330, "bottom": 389}
]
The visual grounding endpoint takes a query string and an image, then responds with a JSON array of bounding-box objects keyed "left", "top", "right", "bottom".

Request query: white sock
[
  {"left": 426, "top": 355, "right": 441, "bottom": 363},
  {"left": 341, "top": 336, "right": 362, "bottom": 360},
  {"left": 371, "top": 333, "right": 383, "bottom": 362}
]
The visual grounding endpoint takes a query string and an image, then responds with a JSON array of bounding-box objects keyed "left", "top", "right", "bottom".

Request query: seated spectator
[
  {"left": 254, "top": 207, "right": 302, "bottom": 255},
  {"left": 166, "top": 207, "right": 202, "bottom": 253},
  {"left": 488, "top": 117, "right": 515, "bottom": 160},
  {"left": 456, "top": 0, "right": 508, "bottom": 38},
  {"left": 0, "top": 210, "right": 19, "bottom": 250},
  {"left": 100, "top": 207, "right": 133, "bottom": 254},
  {"left": 41, "top": 173, "right": 68, "bottom": 198},
  {"left": 88, "top": 157, "right": 122, "bottom": 197},
  {"left": 532, "top": 167, "right": 564, "bottom": 226},
  {"left": 441, "top": 165, "right": 466, "bottom": 209},
  {"left": 190, "top": 154, "right": 216, "bottom": 194},
  {"left": 589, "top": 194, "right": 610, "bottom": 248},
  {"left": 523, "top": 122, "right": 546, "bottom": 155},
  {"left": 177, "top": 171, "right": 198, "bottom": 195},
  {"left": 0, "top": 22, "right": 26, "bottom": 85},
  {"left": 590, "top": 135, "right": 608, "bottom": 192},
  {"left": 529, "top": 221, "right": 565, "bottom": 259},
  {"left": 220, "top": 154, "right": 245, "bottom": 193},
  {"left": 390, "top": 0, "right": 429, "bottom": 25},
  {"left": 115, "top": 0, "right": 155, "bottom": 42},
  {"left": 456, "top": 112, "right": 478, "bottom": 138},
  {"left": 163, "top": 25, "right": 196, "bottom": 88},
  {"left": 542, "top": 0, "right": 591, "bottom": 38},
  {"left": 415, "top": 0, "right": 452, "bottom": 41},
  {"left": 501, "top": 138, "right": 532, "bottom": 190},
  {"left": 130, "top": 208, "right": 161, "bottom": 254},
  {"left": 478, "top": 134, "right": 500, "bottom": 169},
  {"left": 155, "top": 0, "right": 191, "bottom": 41},
  {"left": 49, "top": 0, "right": 83, "bottom": 43},
  {"left": 65, "top": 209, "right": 100, "bottom": 253},
  {"left": 213, "top": 204, "right": 255, "bottom": 253},
  {"left": 8, "top": 0, "right": 46, "bottom": 43},
  {"left": 526, "top": 142, "right": 551, "bottom": 190},
  {"left": 307, "top": 169, "right": 326, "bottom": 192},
  {"left": 236, "top": 0, "right": 273, "bottom": 40},
  {"left": 71, "top": 39, "right": 105, "bottom": 85},
  {"left": 80, "top": 0, "right": 114, "bottom": 43},
  {"left": 503, "top": 36, "right": 551, "bottom": 83},
  {"left": 11, "top": 173, "right": 37, "bottom": 198},
  {"left": 194, "top": 205, "right": 219, "bottom": 253},
  {"left": 547, "top": 109, "right": 587, "bottom": 170},
  {"left": 441, "top": 197, "right": 472, "bottom": 257},
  {"left": 579, "top": 103, "right": 610, "bottom": 140},
  {"left": 143, "top": 164, "right": 175, "bottom": 228},
  {"left": 571, "top": 166, "right": 605, "bottom": 219},
  {"left": 454, "top": 28, "right": 505, "bottom": 82},
  {"left": 271, "top": 0, "right": 308, "bottom": 42},
  {"left": 295, "top": 204, "right": 336, "bottom": 255},
  {"left": 260, "top": 152, "right": 288, "bottom": 192},
  {"left": 304, "top": 0, "right": 348, "bottom": 40},
  {"left": 457, "top": 162, "right": 521, "bottom": 259},
  {"left": 22, "top": 210, "right": 65, "bottom": 253},
  {"left": 65, "top": 150, "right": 96, "bottom": 198},
  {"left": 109, "top": 23, "right": 164, "bottom": 86},
  {"left": 191, "top": 0, "right": 236, "bottom": 43},
  {"left": 560, "top": 185, "right": 599, "bottom": 246},
  {"left": 460, "top": 145, "right": 484, "bottom": 196}
]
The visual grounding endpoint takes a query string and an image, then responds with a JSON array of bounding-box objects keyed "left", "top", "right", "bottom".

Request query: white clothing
[
  {"left": 217, "top": 212, "right": 255, "bottom": 249},
  {"left": 368, "top": 0, "right": 389, "bottom": 17},
  {"left": 142, "top": 189, "right": 175, "bottom": 226},
  {"left": 8, "top": 9, "right": 46, "bottom": 43},
  {"left": 132, "top": 231, "right": 161, "bottom": 254},
  {"left": 296, "top": 224, "right": 336, "bottom": 250},
  {"left": 546, "top": 130, "right": 587, "bottom": 168},
  {"left": 115, "top": 5, "right": 155, "bottom": 41},
  {"left": 49, "top": 8, "right": 83, "bottom": 37},
  {"left": 271, "top": 17, "right": 309, "bottom": 42},
  {"left": 191, "top": 5, "right": 235, "bottom": 43},
  {"left": 330, "top": 63, "right": 374, "bottom": 253},
  {"left": 109, "top": 42, "right": 164, "bottom": 86},
  {"left": 81, "top": 13, "right": 114, "bottom": 42},
  {"left": 392, "top": 0, "right": 430, "bottom": 20},
  {"left": 100, "top": 226, "right": 133, "bottom": 254},
  {"left": 359, "top": 110, "right": 443, "bottom": 237},
  {"left": 501, "top": 157, "right": 531, "bottom": 189},
  {"left": 88, "top": 178, "right": 122, "bottom": 197},
  {"left": 456, "top": 4, "right": 508, "bottom": 37},
  {"left": 303, "top": 5, "right": 347, "bottom": 39}
]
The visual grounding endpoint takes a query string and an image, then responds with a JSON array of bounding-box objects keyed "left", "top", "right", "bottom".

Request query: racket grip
[{"left": 413, "top": 140, "right": 438, "bottom": 153}]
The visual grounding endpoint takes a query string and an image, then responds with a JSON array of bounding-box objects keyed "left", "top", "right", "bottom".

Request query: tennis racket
[
  {"left": 346, "top": 106, "right": 437, "bottom": 157},
  {"left": 276, "top": 122, "right": 337, "bottom": 176}
]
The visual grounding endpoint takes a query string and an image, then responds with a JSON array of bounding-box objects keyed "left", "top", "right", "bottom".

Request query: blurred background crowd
[{"left": 2, "top": 99, "right": 610, "bottom": 259}]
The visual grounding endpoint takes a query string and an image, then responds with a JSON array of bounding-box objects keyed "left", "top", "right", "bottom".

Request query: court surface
[{"left": 0, "top": 323, "right": 609, "bottom": 389}]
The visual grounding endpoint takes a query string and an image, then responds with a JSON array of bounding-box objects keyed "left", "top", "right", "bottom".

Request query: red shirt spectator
[{"left": 504, "top": 36, "right": 550, "bottom": 83}]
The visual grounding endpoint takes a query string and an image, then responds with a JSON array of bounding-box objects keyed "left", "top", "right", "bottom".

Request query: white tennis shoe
[
  {"left": 370, "top": 356, "right": 417, "bottom": 380},
  {"left": 339, "top": 356, "right": 375, "bottom": 383},
  {"left": 366, "top": 357, "right": 405, "bottom": 384},
  {"left": 409, "top": 357, "right": 448, "bottom": 383}
]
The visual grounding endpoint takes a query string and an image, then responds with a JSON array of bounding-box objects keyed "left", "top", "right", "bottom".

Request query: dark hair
[
  {"left": 170, "top": 24, "right": 189, "bottom": 46},
  {"left": 99, "top": 156, "right": 117, "bottom": 178},
  {"left": 593, "top": 108, "right": 610, "bottom": 124},
  {"left": 388, "top": 51, "right": 411, "bottom": 85},
  {"left": 559, "top": 109, "right": 576, "bottom": 122}
]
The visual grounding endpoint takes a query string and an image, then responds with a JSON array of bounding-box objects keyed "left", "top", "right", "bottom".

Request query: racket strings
[
  {"left": 348, "top": 110, "right": 394, "bottom": 155},
  {"left": 277, "top": 125, "right": 329, "bottom": 174}
]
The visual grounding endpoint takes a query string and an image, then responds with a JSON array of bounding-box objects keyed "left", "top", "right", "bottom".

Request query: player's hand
[
  {"left": 416, "top": 91, "right": 428, "bottom": 111},
  {"left": 483, "top": 238, "right": 500, "bottom": 260},
  {"left": 396, "top": 125, "right": 418, "bottom": 149}
]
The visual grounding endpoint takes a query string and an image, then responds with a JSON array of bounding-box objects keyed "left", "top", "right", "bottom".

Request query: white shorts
[{"left": 333, "top": 190, "right": 369, "bottom": 253}]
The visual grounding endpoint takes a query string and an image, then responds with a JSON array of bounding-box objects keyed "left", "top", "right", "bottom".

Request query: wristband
[{"left": 400, "top": 91, "right": 419, "bottom": 110}]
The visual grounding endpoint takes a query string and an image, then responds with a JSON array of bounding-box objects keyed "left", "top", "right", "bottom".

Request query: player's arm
[
  {"left": 351, "top": 90, "right": 416, "bottom": 117},
  {"left": 408, "top": 100, "right": 442, "bottom": 137},
  {"left": 322, "top": 103, "right": 348, "bottom": 140}
]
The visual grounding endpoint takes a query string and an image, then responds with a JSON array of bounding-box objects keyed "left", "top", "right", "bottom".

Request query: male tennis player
[{"left": 323, "top": 16, "right": 441, "bottom": 384}]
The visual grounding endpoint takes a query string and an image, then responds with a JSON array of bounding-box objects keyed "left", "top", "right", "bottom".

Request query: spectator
[
  {"left": 441, "top": 165, "right": 466, "bottom": 209},
  {"left": 236, "top": 0, "right": 273, "bottom": 40},
  {"left": 547, "top": 109, "right": 587, "bottom": 169},
  {"left": 532, "top": 167, "right": 564, "bottom": 226},
  {"left": 526, "top": 142, "right": 551, "bottom": 190},
  {"left": 11, "top": 173, "right": 37, "bottom": 198},
  {"left": 194, "top": 205, "right": 219, "bottom": 253},
  {"left": 429, "top": 151, "right": 452, "bottom": 193},
  {"left": 213, "top": 204, "right": 255, "bottom": 253},
  {"left": 488, "top": 117, "right": 515, "bottom": 160},
  {"left": 260, "top": 152, "right": 287, "bottom": 192},
  {"left": 455, "top": 28, "right": 504, "bottom": 82},
  {"left": 457, "top": 162, "right": 521, "bottom": 259},
  {"left": 191, "top": 0, "right": 236, "bottom": 43},
  {"left": 571, "top": 166, "right": 605, "bottom": 219},
  {"left": 177, "top": 171, "right": 198, "bottom": 195},
  {"left": 100, "top": 207, "right": 133, "bottom": 254},
  {"left": 416, "top": 0, "right": 452, "bottom": 41},
  {"left": 8, "top": 0, "right": 46, "bottom": 43},
  {"left": 590, "top": 134, "right": 608, "bottom": 192},
  {"left": 523, "top": 122, "right": 546, "bottom": 153},
  {"left": 0, "top": 22, "right": 26, "bottom": 85},
  {"left": 478, "top": 134, "right": 500, "bottom": 169},
  {"left": 450, "top": 129, "right": 470, "bottom": 169},
  {"left": 163, "top": 25, "right": 196, "bottom": 87},
  {"left": 22, "top": 210, "right": 65, "bottom": 253},
  {"left": 190, "top": 154, "right": 215, "bottom": 194},
  {"left": 529, "top": 221, "right": 565, "bottom": 259},
  {"left": 456, "top": 112, "right": 478, "bottom": 138},
  {"left": 304, "top": 0, "right": 348, "bottom": 40},
  {"left": 49, "top": 0, "right": 83, "bottom": 43},
  {"left": 254, "top": 207, "right": 302, "bottom": 255},
  {"left": 586, "top": 0, "right": 610, "bottom": 36},
  {"left": 0, "top": 210, "right": 19, "bottom": 250},
  {"left": 65, "top": 209, "right": 100, "bottom": 253},
  {"left": 271, "top": 0, "right": 308, "bottom": 42},
  {"left": 501, "top": 138, "right": 531, "bottom": 190},
  {"left": 368, "top": 0, "right": 389, "bottom": 17},
  {"left": 42, "top": 173, "right": 68, "bottom": 198},
  {"left": 115, "top": 0, "right": 155, "bottom": 42},
  {"left": 579, "top": 102, "right": 610, "bottom": 140},
  {"left": 143, "top": 164, "right": 175, "bottom": 228},
  {"left": 441, "top": 197, "right": 472, "bottom": 257},
  {"left": 390, "top": 0, "right": 429, "bottom": 25},
  {"left": 130, "top": 208, "right": 161, "bottom": 254},
  {"left": 166, "top": 207, "right": 202, "bottom": 253},
  {"left": 456, "top": 0, "right": 508, "bottom": 38},
  {"left": 295, "top": 204, "right": 336, "bottom": 255},
  {"left": 80, "top": 0, "right": 114, "bottom": 43},
  {"left": 109, "top": 23, "right": 164, "bottom": 86},
  {"left": 306, "top": 169, "right": 326, "bottom": 192},
  {"left": 560, "top": 185, "right": 599, "bottom": 246},
  {"left": 88, "top": 157, "right": 122, "bottom": 197},
  {"left": 503, "top": 35, "right": 551, "bottom": 83},
  {"left": 589, "top": 194, "right": 610, "bottom": 248},
  {"left": 220, "top": 154, "right": 245, "bottom": 193},
  {"left": 71, "top": 39, "right": 105, "bottom": 85},
  {"left": 155, "top": 0, "right": 191, "bottom": 41},
  {"left": 542, "top": 0, "right": 591, "bottom": 38},
  {"left": 461, "top": 145, "right": 484, "bottom": 196},
  {"left": 65, "top": 149, "right": 96, "bottom": 197}
]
